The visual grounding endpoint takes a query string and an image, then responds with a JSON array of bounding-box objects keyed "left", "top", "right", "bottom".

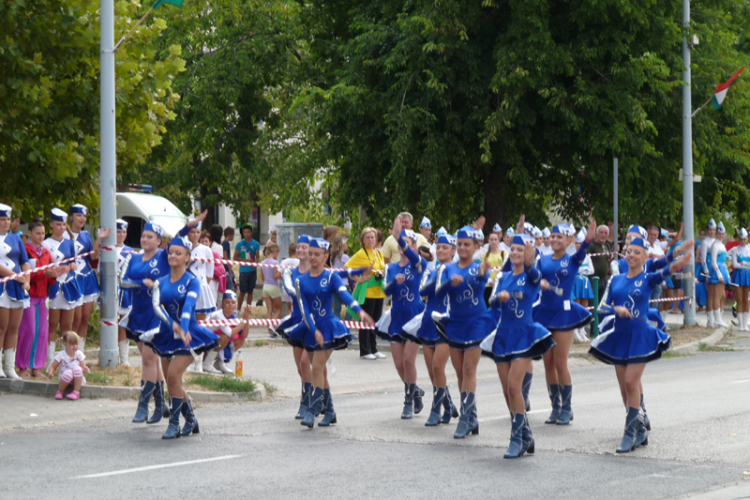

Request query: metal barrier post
[{"left": 592, "top": 276, "right": 600, "bottom": 337}]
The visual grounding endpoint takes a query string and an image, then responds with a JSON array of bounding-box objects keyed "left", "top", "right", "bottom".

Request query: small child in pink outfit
[{"left": 47, "top": 331, "right": 89, "bottom": 400}]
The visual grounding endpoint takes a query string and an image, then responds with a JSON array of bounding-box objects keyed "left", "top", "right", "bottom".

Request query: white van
[{"left": 116, "top": 192, "right": 188, "bottom": 248}]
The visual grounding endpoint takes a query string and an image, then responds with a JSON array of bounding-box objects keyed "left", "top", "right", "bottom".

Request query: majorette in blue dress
[
  {"left": 42, "top": 209, "right": 81, "bottom": 309},
  {"left": 731, "top": 237, "right": 750, "bottom": 287},
  {"left": 707, "top": 240, "right": 731, "bottom": 285},
  {"left": 277, "top": 235, "right": 367, "bottom": 348},
  {"left": 402, "top": 234, "right": 456, "bottom": 347},
  {"left": 481, "top": 235, "right": 555, "bottom": 363},
  {"left": 144, "top": 236, "right": 219, "bottom": 358},
  {"left": 0, "top": 205, "right": 30, "bottom": 308},
  {"left": 116, "top": 244, "right": 134, "bottom": 314},
  {"left": 118, "top": 223, "right": 172, "bottom": 342},
  {"left": 533, "top": 225, "right": 592, "bottom": 332},
  {"left": 376, "top": 230, "right": 427, "bottom": 344},
  {"left": 66, "top": 204, "right": 99, "bottom": 303},
  {"left": 432, "top": 227, "right": 496, "bottom": 350},
  {"left": 590, "top": 238, "right": 672, "bottom": 365}
]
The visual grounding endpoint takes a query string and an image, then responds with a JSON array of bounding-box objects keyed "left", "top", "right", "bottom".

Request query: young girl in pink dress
[{"left": 48, "top": 331, "right": 89, "bottom": 400}]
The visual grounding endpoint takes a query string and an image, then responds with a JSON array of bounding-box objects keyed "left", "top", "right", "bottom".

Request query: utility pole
[
  {"left": 613, "top": 157, "right": 618, "bottom": 253},
  {"left": 682, "top": 0, "right": 697, "bottom": 326},
  {"left": 99, "top": 0, "right": 118, "bottom": 367}
]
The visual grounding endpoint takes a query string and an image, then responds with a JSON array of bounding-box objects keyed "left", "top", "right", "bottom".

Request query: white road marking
[
  {"left": 76, "top": 455, "right": 242, "bottom": 479},
  {"left": 730, "top": 379, "right": 750, "bottom": 384},
  {"left": 478, "top": 409, "right": 547, "bottom": 423}
]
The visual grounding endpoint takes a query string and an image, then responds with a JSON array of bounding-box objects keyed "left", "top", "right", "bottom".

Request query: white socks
[{"left": 118, "top": 340, "right": 130, "bottom": 366}]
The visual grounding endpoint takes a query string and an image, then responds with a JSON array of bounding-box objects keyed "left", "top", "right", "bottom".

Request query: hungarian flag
[
  {"left": 712, "top": 66, "right": 746, "bottom": 110},
  {"left": 153, "top": 0, "right": 184, "bottom": 8}
]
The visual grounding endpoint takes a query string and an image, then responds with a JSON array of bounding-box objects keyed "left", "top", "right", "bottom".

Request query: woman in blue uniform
[
  {"left": 731, "top": 228, "right": 750, "bottom": 331},
  {"left": 146, "top": 236, "right": 220, "bottom": 439},
  {"left": 707, "top": 222, "right": 730, "bottom": 327},
  {"left": 376, "top": 219, "right": 428, "bottom": 419},
  {"left": 535, "top": 221, "right": 596, "bottom": 426},
  {"left": 296, "top": 238, "right": 375, "bottom": 428},
  {"left": 44, "top": 209, "right": 81, "bottom": 370},
  {"left": 0, "top": 203, "right": 31, "bottom": 379},
  {"left": 279, "top": 235, "right": 369, "bottom": 420},
  {"left": 484, "top": 233, "right": 555, "bottom": 458},
  {"left": 115, "top": 219, "right": 134, "bottom": 366},
  {"left": 67, "top": 204, "right": 110, "bottom": 352},
  {"left": 403, "top": 233, "right": 459, "bottom": 426},
  {"left": 433, "top": 226, "right": 495, "bottom": 439},
  {"left": 590, "top": 237, "right": 692, "bottom": 453},
  {"left": 119, "top": 222, "right": 172, "bottom": 424}
]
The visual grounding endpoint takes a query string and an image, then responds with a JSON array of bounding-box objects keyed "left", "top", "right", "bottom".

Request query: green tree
[
  {"left": 285, "top": 0, "right": 750, "bottom": 231},
  {"left": 125, "top": 0, "right": 302, "bottom": 226},
  {"left": 0, "top": 0, "right": 185, "bottom": 221}
]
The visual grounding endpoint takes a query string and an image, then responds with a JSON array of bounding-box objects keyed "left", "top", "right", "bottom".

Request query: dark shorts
[{"left": 239, "top": 272, "right": 257, "bottom": 294}]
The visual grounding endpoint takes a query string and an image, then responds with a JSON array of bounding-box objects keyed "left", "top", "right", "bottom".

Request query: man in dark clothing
[{"left": 588, "top": 225, "right": 613, "bottom": 302}]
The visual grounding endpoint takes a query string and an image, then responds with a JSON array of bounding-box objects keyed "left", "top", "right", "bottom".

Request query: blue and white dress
[
  {"left": 119, "top": 250, "right": 171, "bottom": 342},
  {"left": 433, "top": 261, "right": 496, "bottom": 350},
  {"left": 402, "top": 264, "right": 450, "bottom": 347},
  {"left": 589, "top": 267, "right": 672, "bottom": 365},
  {"left": 376, "top": 236, "right": 427, "bottom": 344},
  {"left": 296, "top": 270, "right": 363, "bottom": 352},
  {"left": 481, "top": 261, "right": 555, "bottom": 363},
  {"left": 0, "top": 232, "right": 30, "bottom": 309},
  {"left": 67, "top": 230, "right": 99, "bottom": 303},
  {"left": 533, "top": 243, "right": 592, "bottom": 331},
  {"left": 116, "top": 245, "right": 134, "bottom": 316},
  {"left": 42, "top": 237, "right": 81, "bottom": 310},
  {"left": 279, "top": 267, "right": 367, "bottom": 349},
  {"left": 708, "top": 240, "right": 731, "bottom": 285},
  {"left": 146, "top": 273, "right": 220, "bottom": 359},
  {"left": 732, "top": 245, "right": 750, "bottom": 287},
  {"left": 570, "top": 254, "right": 594, "bottom": 301}
]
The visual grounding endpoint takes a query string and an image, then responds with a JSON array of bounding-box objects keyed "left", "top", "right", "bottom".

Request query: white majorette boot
[
  {"left": 0, "top": 349, "right": 6, "bottom": 378},
  {"left": 4, "top": 348, "right": 21, "bottom": 379},
  {"left": 46, "top": 341, "right": 56, "bottom": 371},
  {"left": 202, "top": 350, "right": 221, "bottom": 374},
  {"left": 706, "top": 310, "right": 715, "bottom": 328},
  {"left": 214, "top": 353, "right": 234, "bottom": 374},
  {"left": 118, "top": 340, "right": 130, "bottom": 366},
  {"left": 192, "top": 356, "right": 204, "bottom": 374},
  {"left": 715, "top": 309, "right": 729, "bottom": 327}
]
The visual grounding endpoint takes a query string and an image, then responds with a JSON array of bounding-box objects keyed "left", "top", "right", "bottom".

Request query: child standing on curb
[{"left": 48, "top": 331, "right": 89, "bottom": 400}]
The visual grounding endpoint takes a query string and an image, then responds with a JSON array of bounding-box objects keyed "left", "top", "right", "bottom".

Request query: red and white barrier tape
[
  {"left": 197, "top": 317, "right": 374, "bottom": 330},
  {"left": 588, "top": 296, "right": 693, "bottom": 311},
  {"left": 0, "top": 250, "right": 96, "bottom": 284}
]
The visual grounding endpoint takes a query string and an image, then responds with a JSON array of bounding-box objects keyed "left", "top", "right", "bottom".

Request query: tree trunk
[{"left": 483, "top": 163, "right": 510, "bottom": 230}]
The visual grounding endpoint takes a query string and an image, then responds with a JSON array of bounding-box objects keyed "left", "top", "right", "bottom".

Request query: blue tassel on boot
[
  {"left": 616, "top": 406, "right": 640, "bottom": 453},
  {"left": 148, "top": 380, "right": 168, "bottom": 424},
  {"left": 301, "top": 387, "right": 323, "bottom": 428},
  {"left": 133, "top": 381, "right": 155, "bottom": 423},
  {"left": 413, "top": 385, "right": 425, "bottom": 414},
  {"left": 504, "top": 413, "right": 525, "bottom": 459},
  {"left": 180, "top": 399, "right": 199, "bottom": 436},
  {"left": 401, "top": 384, "right": 415, "bottom": 419},
  {"left": 162, "top": 397, "right": 183, "bottom": 439},
  {"left": 556, "top": 384, "right": 574, "bottom": 425},
  {"left": 296, "top": 382, "right": 311, "bottom": 420},
  {"left": 641, "top": 394, "right": 651, "bottom": 431},
  {"left": 425, "top": 387, "right": 444, "bottom": 427},
  {"left": 319, "top": 389, "right": 337, "bottom": 426},
  {"left": 522, "top": 372, "right": 533, "bottom": 412},
  {"left": 522, "top": 413, "right": 535, "bottom": 455},
  {"left": 442, "top": 387, "right": 459, "bottom": 424},
  {"left": 545, "top": 384, "right": 561, "bottom": 424}
]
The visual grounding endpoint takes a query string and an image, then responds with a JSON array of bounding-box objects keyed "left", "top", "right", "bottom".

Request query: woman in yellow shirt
[
  {"left": 483, "top": 232, "right": 508, "bottom": 305},
  {"left": 346, "top": 228, "right": 387, "bottom": 360}
]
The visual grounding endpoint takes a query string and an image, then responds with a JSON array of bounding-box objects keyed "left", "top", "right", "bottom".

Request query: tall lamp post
[{"left": 682, "top": 0, "right": 697, "bottom": 326}]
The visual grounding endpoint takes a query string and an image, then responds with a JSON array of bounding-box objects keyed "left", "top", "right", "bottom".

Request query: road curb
[
  {"left": 0, "top": 378, "right": 266, "bottom": 403},
  {"left": 672, "top": 326, "right": 726, "bottom": 355}
]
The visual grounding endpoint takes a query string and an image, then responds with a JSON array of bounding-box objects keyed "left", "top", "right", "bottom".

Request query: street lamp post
[{"left": 682, "top": 0, "right": 697, "bottom": 326}]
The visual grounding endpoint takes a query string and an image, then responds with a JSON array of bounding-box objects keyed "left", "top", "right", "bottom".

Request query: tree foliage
[
  {"left": 124, "top": 0, "right": 302, "bottom": 225},
  {"left": 0, "top": 0, "right": 185, "bottom": 221}
]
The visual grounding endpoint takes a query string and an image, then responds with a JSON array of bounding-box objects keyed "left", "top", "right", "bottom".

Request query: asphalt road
[{"left": 3, "top": 340, "right": 750, "bottom": 499}]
